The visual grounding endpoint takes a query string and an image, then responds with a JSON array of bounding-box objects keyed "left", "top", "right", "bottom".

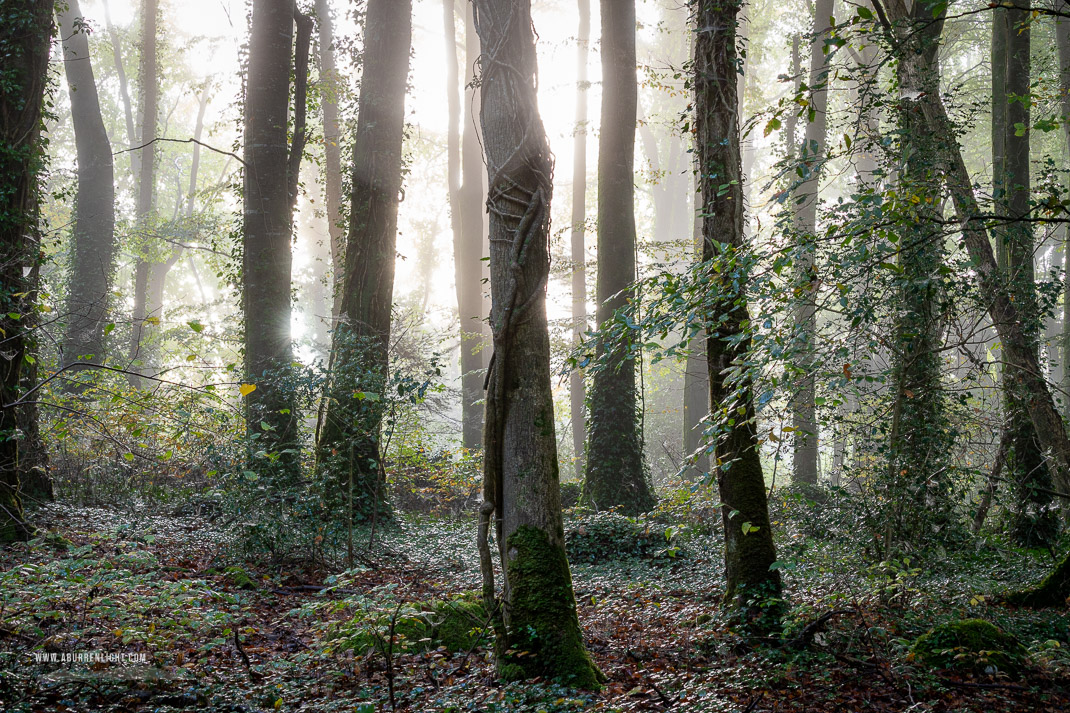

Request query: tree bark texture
[
  {"left": 58, "top": 0, "right": 117, "bottom": 372},
  {"left": 694, "top": 0, "right": 782, "bottom": 626},
  {"left": 583, "top": 0, "right": 656, "bottom": 515},
  {"left": 317, "top": 0, "right": 411, "bottom": 517},
  {"left": 315, "top": 0, "right": 346, "bottom": 319},
  {"left": 569, "top": 0, "right": 590, "bottom": 480},
  {"left": 1057, "top": 3, "right": 1070, "bottom": 423},
  {"left": 472, "top": 0, "right": 601, "bottom": 688},
  {"left": 243, "top": 0, "right": 299, "bottom": 477},
  {"left": 0, "top": 0, "right": 53, "bottom": 541}
]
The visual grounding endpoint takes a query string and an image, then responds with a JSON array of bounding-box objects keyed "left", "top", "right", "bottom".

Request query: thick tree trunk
[
  {"left": 1058, "top": 5, "right": 1070, "bottom": 423},
  {"left": 694, "top": 0, "right": 782, "bottom": 628},
  {"left": 584, "top": 0, "right": 655, "bottom": 515},
  {"left": 316, "top": 0, "right": 411, "bottom": 518},
  {"left": 0, "top": 0, "right": 52, "bottom": 541},
  {"left": 569, "top": 0, "right": 590, "bottom": 480},
  {"left": 244, "top": 0, "right": 299, "bottom": 478},
  {"left": 472, "top": 0, "right": 601, "bottom": 688},
  {"left": 58, "top": 1, "right": 116, "bottom": 373},
  {"left": 790, "top": 0, "right": 833, "bottom": 487},
  {"left": 315, "top": 0, "right": 345, "bottom": 319},
  {"left": 881, "top": 3, "right": 1070, "bottom": 497}
]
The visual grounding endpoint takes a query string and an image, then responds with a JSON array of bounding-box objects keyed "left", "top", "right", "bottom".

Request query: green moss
[
  {"left": 911, "top": 619, "right": 1026, "bottom": 673},
  {"left": 224, "top": 566, "right": 257, "bottom": 590},
  {"left": 503, "top": 525, "right": 604, "bottom": 690},
  {"left": 1004, "top": 550, "right": 1070, "bottom": 608},
  {"left": 335, "top": 594, "right": 489, "bottom": 656}
]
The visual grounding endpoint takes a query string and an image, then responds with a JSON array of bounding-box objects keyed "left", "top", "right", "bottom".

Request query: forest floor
[{"left": 1, "top": 500, "right": 1069, "bottom": 712}]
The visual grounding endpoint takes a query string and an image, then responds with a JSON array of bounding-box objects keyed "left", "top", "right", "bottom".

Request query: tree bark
[
  {"left": 472, "top": 0, "right": 601, "bottom": 688},
  {"left": 694, "top": 0, "right": 783, "bottom": 628},
  {"left": 1057, "top": 3, "right": 1070, "bottom": 423},
  {"left": 790, "top": 0, "right": 833, "bottom": 486},
  {"left": 316, "top": 0, "right": 411, "bottom": 517},
  {"left": 584, "top": 0, "right": 655, "bottom": 515},
  {"left": 0, "top": 0, "right": 52, "bottom": 541},
  {"left": 58, "top": 0, "right": 117, "bottom": 373},
  {"left": 569, "top": 0, "right": 590, "bottom": 480},
  {"left": 244, "top": 0, "right": 300, "bottom": 478},
  {"left": 314, "top": 0, "right": 345, "bottom": 320}
]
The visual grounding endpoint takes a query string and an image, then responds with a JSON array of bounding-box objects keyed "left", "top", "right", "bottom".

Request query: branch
[{"left": 114, "top": 137, "right": 245, "bottom": 167}]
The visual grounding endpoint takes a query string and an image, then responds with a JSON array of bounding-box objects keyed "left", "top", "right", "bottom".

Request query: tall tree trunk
[
  {"left": 790, "top": 0, "right": 833, "bottom": 486},
  {"left": 995, "top": 6, "right": 1059, "bottom": 547},
  {"left": 101, "top": 0, "right": 138, "bottom": 184},
  {"left": 243, "top": 0, "right": 299, "bottom": 479},
  {"left": 694, "top": 0, "right": 782, "bottom": 628},
  {"left": 445, "top": 0, "right": 482, "bottom": 451},
  {"left": 0, "top": 0, "right": 52, "bottom": 541},
  {"left": 316, "top": 0, "right": 411, "bottom": 518},
  {"left": 878, "top": 2, "right": 1070, "bottom": 498},
  {"left": 472, "top": 0, "right": 601, "bottom": 688},
  {"left": 584, "top": 0, "right": 655, "bottom": 515},
  {"left": 456, "top": 2, "right": 488, "bottom": 451},
  {"left": 1057, "top": 3, "right": 1070, "bottom": 423},
  {"left": 128, "top": 0, "right": 159, "bottom": 388},
  {"left": 315, "top": 0, "right": 345, "bottom": 318},
  {"left": 58, "top": 1, "right": 116, "bottom": 373},
  {"left": 569, "top": 0, "right": 590, "bottom": 480}
]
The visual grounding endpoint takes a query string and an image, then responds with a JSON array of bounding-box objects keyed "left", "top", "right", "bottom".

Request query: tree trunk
[
  {"left": 244, "top": 0, "right": 299, "bottom": 478},
  {"left": 880, "top": 2, "right": 1070, "bottom": 497},
  {"left": 101, "top": 0, "right": 138, "bottom": 184},
  {"left": 0, "top": 0, "right": 52, "bottom": 541},
  {"left": 583, "top": 0, "right": 655, "bottom": 515},
  {"left": 58, "top": 0, "right": 117, "bottom": 373},
  {"left": 694, "top": 0, "right": 782, "bottom": 628},
  {"left": 445, "top": 0, "right": 482, "bottom": 452},
  {"left": 316, "top": 0, "right": 411, "bottom": 518},
  {"left": 1058, "top": 4, "right": 1070, "bottom": 423},
  {"left": 472, "top": 0, "right": 601, "bottom": 688},
  {"left": 456, "top": 2, "right": 488, "bottom": 451},
  {"left": 569, "top": 0, "right": 590, "bottom": 480},
  {"left": 315, "top": 0, "right": 345, "bottom": 320},
  {"left": 995, "top": 7, "right": 1060, "bottom": 547},
  {"left": 790, "top": 0, "right": 833, "bottom": 487}
]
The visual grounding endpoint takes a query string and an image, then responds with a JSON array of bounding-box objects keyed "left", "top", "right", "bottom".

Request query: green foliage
[
  {"left": 565, "top": 511, "right": 682, "bottom": 562},
  {"left": 911, "top": 619, "right": 1027, "bottom": 673}
]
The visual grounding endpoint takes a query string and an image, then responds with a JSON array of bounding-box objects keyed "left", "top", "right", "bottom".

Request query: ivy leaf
[{"left": 239, "top": 383, "right": 257, "bottom": 397}]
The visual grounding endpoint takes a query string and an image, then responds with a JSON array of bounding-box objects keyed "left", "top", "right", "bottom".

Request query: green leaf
[
  {"left": 857, "top": 6, "right": 874, "bottom": 19},
  {"left": 188, "top": 320, "right": 205, "bottom": 333},
  {"left": 764, "top": 117, "right": 782, "bottom": 137}
]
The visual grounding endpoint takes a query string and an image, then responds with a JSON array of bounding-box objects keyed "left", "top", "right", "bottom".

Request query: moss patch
[
  {"left": 503, "top": 525, "right": 604, "bottom": 690},
  {"left": 911, "top": 618, "right": 1027, "bottom": 673},
  {"left": 334, "top": 593, "right": 488, "bottom": 655},
  {"left": 1004, "top": 550, "right": 1070, "bottom": 608}
]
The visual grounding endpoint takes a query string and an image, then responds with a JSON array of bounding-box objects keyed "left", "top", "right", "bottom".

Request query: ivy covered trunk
[
  {"left": 694, "top": 0, "right": 783, "bottom": 627},
  {"left": 472, "top": 0, "right": 601, "bottom": 689},
  {"left": 57, "top": 0, "right": 116, "bottom": 373},
  {"left": 583, "top": 0, "right": 655, "bottom": 516},
  {"left": 316, "top": 0, "right": 411, "bottom": 518},
  {"left": 0, "top": 0, "right": 52, "bottom": 541}
]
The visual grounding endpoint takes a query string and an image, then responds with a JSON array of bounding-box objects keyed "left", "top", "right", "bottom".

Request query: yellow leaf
[
  {"left": 145, "top": 316, "right": 160, "bottom": 325},
  {"left": 239, "top": 384, "right": 257, "bottom": 396}
]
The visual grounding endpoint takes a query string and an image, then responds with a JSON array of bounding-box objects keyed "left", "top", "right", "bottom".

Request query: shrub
[{"left": 911, "top": 618, "right": 1027, "bottom": 673}]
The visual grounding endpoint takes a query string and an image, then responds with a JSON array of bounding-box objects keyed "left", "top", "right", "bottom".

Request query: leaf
[
  {"left": 857, "top": 6, "right": 874, "bottom": 19},
  {"left": 188, "top": 320, "right": 204, "bottom": 333},
  {"left": 764, "top": 117, "right": 782, "bottom": 137},
  {"left": 122, "top": 453, "right": 135, "bottom": 462},
  {"left": 145, "top": 316, "right": 160, "bottom": 325},
  {"left": 1014, "top": 122, "right": 1027, "bottom": 137},
  {"left": 239, "top": 383, "right": 257, "bottom": 396}
]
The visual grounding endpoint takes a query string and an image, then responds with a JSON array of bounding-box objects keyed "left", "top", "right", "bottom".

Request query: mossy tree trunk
[
  {"left": 472, "top": 0, "right": 601, "bottom": 689},
  {"left": 316, "top": 0, "right": 411, "bottom": 518},
  {"left": 694, "top": 0, "right": 783, "bottom": 628},
  {"left": 0, "top": 0, "right": 52, "bottom": 541},
  {"left": 1006, "top": 549, "right": 1070, "bottom": 608},
  {"left": 583, "top": 0, "right": 655, "bottom": 515},
  {"left": 57, "top": 0, "right": 116, "bottom": 373}
]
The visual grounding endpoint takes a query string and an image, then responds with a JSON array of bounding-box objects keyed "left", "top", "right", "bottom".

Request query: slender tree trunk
[
  {"left": 445, "top": 0, "right": 482, "bottom": 451},
  {"left": 570, "top": 0, "right": 590, "bottom": 480},
  {"left": 996, "top": 6, "right": 1059, "bottom": 547},
  {"left": 472, "top": 0, "right": 601, "bottom": 688},
  {"left": 880, "top": 2, "right": 1070, "bottom": 497},
  {"left": 790, "top": 0, "right": 833, "bottom": 486},
  {"left": 316, "top": 0, "right": 411, "bottom": 517},
  {"left": 101, "top": 0, "right": 138, "bottom": 185},
  {"left": 1, "top": 0, "right": 52, "bottom": 541},
  {"left": 584, "top": 0, "right": 655, "bottom": 515},
  {"left": 1057, "top": 3, "right": 1070, "bottom": 422},
  {"left": 315, "top": 0, "right": 345, "bottom": 319},
  {"left": 58, "top": 1, "right": 116, "bottom": 373},
  {"left": 694, "top": 0, "right": 782, "bottom": 628},
  {"left": 244, "top": 0, "right": 299, "bottom": 478}
]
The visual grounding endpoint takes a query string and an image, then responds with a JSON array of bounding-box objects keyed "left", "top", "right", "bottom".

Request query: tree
[
  {"left": 243, "top": 0, "right": 304, "bottom": 478},
  {"left": 1, "top": 0, "right": 53, "bottom": 541},
  {"left": 471, "top": 0, "right": 601, "bottom": 688},
  {"left": 694, "top": 0, "right": 783, "bottom": 626},
  {"left": 1057, "top": 2, "right": 1070, "bottom": 423},
  {"left": 570, "top": 0, "right": 591, "bottom": 479},
  {"left": 315, "top": 0, "right": 345, "bottom": 318},
  {"left": 583, "top": 0, "right": 656, "bottom": 515},
  {"left": 316, "top": 0, "right": 411, "bottom": 517},
  {"left": 57, "top": 0, "right": 117, "bottom": 373},
  {"left": 992, "top": 5, "right": 1059, "bottom": 547},
  {"left": 790, "top": 0, "right": 833, "bottom": 486}
]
